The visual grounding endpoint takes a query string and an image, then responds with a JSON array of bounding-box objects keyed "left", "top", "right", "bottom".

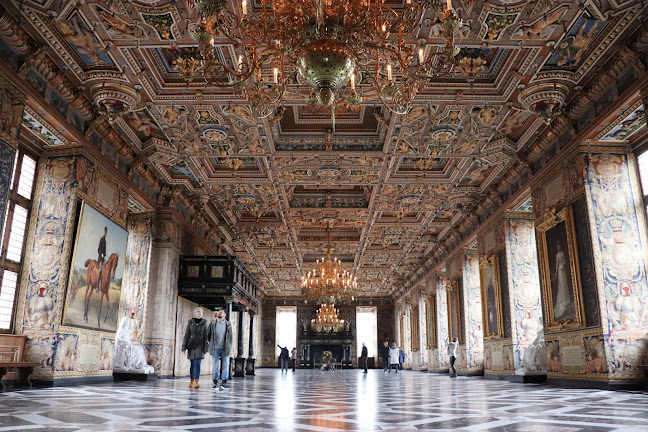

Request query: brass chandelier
[
  {"left": 188, "top": 0, "right": 462, "bottom": 117},
  {"left": 310, "top": 303, "right": 345, "bottom": 332},
  {"left": 302, "top": 222, "right": 357, "bottom": 304}
]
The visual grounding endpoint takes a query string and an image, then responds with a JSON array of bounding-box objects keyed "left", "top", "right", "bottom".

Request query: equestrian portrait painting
[{"left": 62, "top": 202, "right": 128, "bottom": 331}]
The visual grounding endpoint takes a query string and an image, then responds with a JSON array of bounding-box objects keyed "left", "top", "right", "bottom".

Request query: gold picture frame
[
  {"left": 447, "top": 278, "right": 463, "bottom": 344},
  {"left": 410, "top": 305, "right": 420, "bottom": 351},
  {"left": 480, "top": 254, "right": 504, "bottom": 338},
  {"left": 425, "top": 296, "right": 436, "bottom": 348},
  {"left": 536, "top": 206, "right": 585, "bottom": 330}
]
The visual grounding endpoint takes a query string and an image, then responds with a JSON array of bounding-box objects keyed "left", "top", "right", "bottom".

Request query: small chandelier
[
  {"left": 187, "top": 0, "right": 463, "bottom": 117},
  {"left": 311, "top": 303, "right": 345, "bottom": 333},
  {"left": 302, "top": 222, "right": 357, "bottom": 304}
]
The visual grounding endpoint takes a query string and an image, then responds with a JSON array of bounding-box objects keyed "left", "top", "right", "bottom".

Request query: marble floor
[{"left": 0, "top": 369, "right": 646, "bottom": 431}]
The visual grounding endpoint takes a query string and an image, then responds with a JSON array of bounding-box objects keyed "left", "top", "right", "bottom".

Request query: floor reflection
[{"left": 0, "top": 369, "right": 646, "bottom": 431}]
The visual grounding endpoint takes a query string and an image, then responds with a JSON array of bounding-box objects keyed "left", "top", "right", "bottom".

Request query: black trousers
[
  {"left": 361, "top": 357, "right": 367, "bottom": 371},
  {"left": 450, "top": 355, "right": 457, "bottom": 376}
]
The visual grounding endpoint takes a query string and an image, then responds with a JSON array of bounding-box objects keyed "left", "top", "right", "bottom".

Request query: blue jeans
[
  {"left": 382, "top": 358, "right": 389, "bottom": 372},
  {"left": 212, "top": 348, "right": 230, "bottom": 381},
  {"left": 190, "top": 359, "right": 202, "bottom": 379},
  {"left": 281, "top": 358, "right": 288, "bottom": 371}
]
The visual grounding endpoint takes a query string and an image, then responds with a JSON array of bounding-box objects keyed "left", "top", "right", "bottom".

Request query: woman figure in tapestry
[{"left": 553, "top": 242, "right": 572, "bottom": 320}]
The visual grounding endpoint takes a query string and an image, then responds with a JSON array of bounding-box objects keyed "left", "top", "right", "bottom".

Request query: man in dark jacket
[
  {"left": 278, "top": 345, "right": 289, "bottom": 372},
  {"left": 379, "top": 341, "right": 390, "bottom": 374},
  {"left": 182, "top": 307, "right": 208, "bottom": 389},
  {"left": 207, "top": 308, "right": 233, "bottom": 390},
  {"left": 361, "top": 342, "right": 368, "bottom": 373}
]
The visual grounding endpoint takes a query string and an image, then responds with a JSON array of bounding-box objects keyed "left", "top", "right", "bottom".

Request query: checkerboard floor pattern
[{"left": 0, "top": 369, "right": 646, "bottom": 431}]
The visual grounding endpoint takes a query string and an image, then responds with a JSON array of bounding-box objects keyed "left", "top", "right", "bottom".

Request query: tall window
[
  {"left": 636, "top": 150, "right": 648, "bottom": 215},
  {"left": 275, "top": 306, "right": 297, "bottom": 357},
  {"left": 0, "top": 150, "right": 37, "bottom": 331},
  {"left": 356, "top": 306, "right": 377, "bottom": 358}
]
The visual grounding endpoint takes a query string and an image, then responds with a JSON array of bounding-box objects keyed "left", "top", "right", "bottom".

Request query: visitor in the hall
[
  {"left": 207, "top": 308, "right": 233, "bottom": 390},
  {"left": 447, "top": 337, "right": 458, "bottom": 378},
  {"left": 388, "top": 342, "right": 399, "bottom": 373},
  {"left": 291, "top": 347, "right": 297, "bottom": 371},
  {"left": 399, "top": 348, "right": 405, "bottom": 369},
  {"left": 96, "top": 226, "right": 107, "bottom": 292},
  {"left": 181, "top": 307, "right": 208, "bottom": 389},
  {"left": 380, "top": 341, "right": 390, "bottom": 373},
  {"left": 361, "top": 342, "right": 368, "bottom": 373},
  {"left": 278, "top": 345, "right": 290, "bottom": 372}
]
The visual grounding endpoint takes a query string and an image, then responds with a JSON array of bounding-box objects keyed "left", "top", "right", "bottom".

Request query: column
[
  {"left": 458, "top": 253, "right": 484, "bottom": 375},
  {"left": 234, "top": 305, "right": 246, "bottom": 377},
  {"left": 417, "top": 291, "right": 429, "bottom": 370},
  {"left": 143, "top": 210, "right": 182, "bottom": 377},
  {"left": 583, "top": 150, "right": 648, "bottom": 384},
  {"left": 503, "top": 215, "right": 546, "bottom": 381},
  {"left": 431, "top": 274, "right": 450, "bottom": 372},
  {"left": 246, "top": 311, "right": 256, "bottom": 375}
]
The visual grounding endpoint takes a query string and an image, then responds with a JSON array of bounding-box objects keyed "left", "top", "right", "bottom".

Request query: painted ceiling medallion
[
  {"left": 202, "top": 125, "right": 227, "bottom": 141},
  {"left": 519, "top": 83, "right": 569, "bottom": 124}
]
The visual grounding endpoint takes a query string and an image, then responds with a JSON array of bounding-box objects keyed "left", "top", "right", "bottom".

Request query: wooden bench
[{"left": 0, "top": 335, "right": 40, "bottom": 390}]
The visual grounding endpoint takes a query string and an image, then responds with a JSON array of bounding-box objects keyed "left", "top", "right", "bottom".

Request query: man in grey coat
[{"left": 207, "top": 308, "right": 233, "bottom": 390}]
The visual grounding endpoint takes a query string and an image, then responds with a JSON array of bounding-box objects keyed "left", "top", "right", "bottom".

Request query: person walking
[
  {"left": 181, "top": 307, "right": 208, "bottom": 389},
  {"left": 291, "top": 347, "right": 297, "bottom": 372},
  {"left": 278, "top": 345, "right": 290, "bottom": 372},
  {"left": 207, "top": 308, "right": 233, "bottom": 390},
  {"left": 399, "top": 348, "right": 405, "bottom": 370},
  {"left": 380, "top": 341, "right": 390, "bottom": 374},
  {"left": 360, "top": 342, "right": 368, "bottom": 373},
  {"left": 447, "top": 337, "right": 458, "bottom": 378},
  {"left": 388, "top": 342, "right": 400, "bottom": 373}
]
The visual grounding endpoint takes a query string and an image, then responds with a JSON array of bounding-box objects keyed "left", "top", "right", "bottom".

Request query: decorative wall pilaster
[
  {"left": 584, "top": 151, "right": 648, "bottom": 381},
  {"left": 433, "top": 275, "right": 450, "bottom": 370},
  {"left": 418, "top": 291, "right": 429, "bottom": 369},
  {"left": 118, "top": 215, "right": 152, "bottom": 344},
  {"left": 143, "top": 211, "right": 182, "bottom": 376},
  {"left": 458, "top": 254, "right": 484, "bottom": 373},
  {"left": 504, "top": 217, "right": 546, "bottom": 375}
]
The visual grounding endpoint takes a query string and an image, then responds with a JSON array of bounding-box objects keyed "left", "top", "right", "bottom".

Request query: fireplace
[{"left": 298, "top": 330, "right": 354, "bottom": 367}]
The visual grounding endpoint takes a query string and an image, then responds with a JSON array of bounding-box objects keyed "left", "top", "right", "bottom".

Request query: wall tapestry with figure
[
  {"left": 62, "top": 201, "right": 128, "bottom": 331},
  {"left": 537, "top": 206, "right": 585, "bottom": 330}
]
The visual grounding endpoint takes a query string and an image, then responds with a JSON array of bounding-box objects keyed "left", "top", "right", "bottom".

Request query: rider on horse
[{"left": 97, "top": 226, "right": 107, "bottom": 293}]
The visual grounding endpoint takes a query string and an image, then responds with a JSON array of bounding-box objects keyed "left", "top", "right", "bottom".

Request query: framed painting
[
  {"left": 480, "top": 254, "right": 504, "bottom": 338},
  {"left": 62, "top": 201, "right": 128, "bottom": 331},
  {"left": 425, "top": 296, "right": 436, "bottom": 348},
  {"left": 537, "top": 207, "right": 585, "bottom": 330},
  {"left": 410, "top": 305, "right": 419, "bottom": 351},
  {"left": 447, "top": 278, "right": 462, "bottom": 344}
]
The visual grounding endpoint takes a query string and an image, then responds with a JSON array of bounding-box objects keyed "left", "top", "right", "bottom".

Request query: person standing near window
[
  {"left": 291, "top": 347, "right": 297, "bottom": 372},
  {"left": 447, "top": 337, "right": 458, "bottom": 378},
  {"left": 380, "top": 341, "right": 390, "bottom": 374},
  {"left": 388, "top": 342, "right": 400, "bottom": 373},
  {"left": 278, "top": 345, "right": 290, "bottom": 372},
  {"left": 361, "top": 342, "right": 368, "bottom": 373}
]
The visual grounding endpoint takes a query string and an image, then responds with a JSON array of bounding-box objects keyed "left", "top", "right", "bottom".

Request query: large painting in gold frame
[
  {"left": 447, "top": 278, "right": 462, "bottom": 344},
  {"left": 410, "top": 305, "right": 419, "bottom": 351},
  {"left": 536, "top": 206, "right": 585, "bottom": 330},
  {"left": 425, "top": 296, "right": 436, "bottom": 348},
  {"left": 480, "top": 254, "right": 504, "bottom": 338}
]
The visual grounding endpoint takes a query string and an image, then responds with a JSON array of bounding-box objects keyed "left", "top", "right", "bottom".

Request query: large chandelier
[
  {"left": 302, "top": 222, "right": 357, "bottom": 303},
  {"left": 188, "top": 0, "right": 462, "bottom": 117},
  {"left": 311, "top": 303, "right": 345, "bottom": 333}
]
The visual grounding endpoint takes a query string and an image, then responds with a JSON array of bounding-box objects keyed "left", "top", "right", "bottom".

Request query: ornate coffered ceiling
[{"left": 2, "top": 0, "right": 647, "bottom": 299}]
